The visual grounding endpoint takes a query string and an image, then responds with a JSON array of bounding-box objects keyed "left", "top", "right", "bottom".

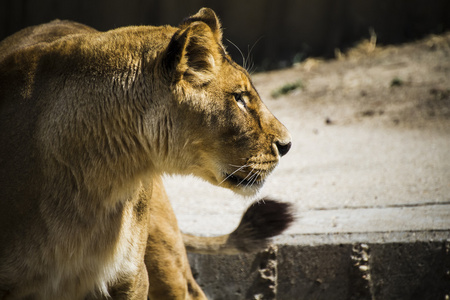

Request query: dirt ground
[
  {"left": 253, "top": 32, "right": 450, "bottom": 132},
  {"left": 166, "top": 32, "right": 450, "bottom": 236}
]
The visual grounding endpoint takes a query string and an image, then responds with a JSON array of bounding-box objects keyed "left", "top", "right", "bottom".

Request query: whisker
[
  {"left": 246, "top": 36, "right": 263, "bottom": 74},
  {"left": 245, "top": 170, "right": 259, "bottom": 188},
  {"left": 237, "top": 165, "right": 256, "bottom": 186},
  {"left": 229, "top": 164, "right": 245, "bottom": 168},
  {"left": 248, "top": 36, "right": 263, "bottom": 61},
  {"left": 226, "top": 38, "right": 246, "bottom": 69},
  {"left": 219, "top": 164, "right": 249, "bottom": 185},
  {"left": 249, "top": 169, "right": 262, "bottom": 187},
  {"left": 248, "top": 62, "right": 255, "bottom": 75}
]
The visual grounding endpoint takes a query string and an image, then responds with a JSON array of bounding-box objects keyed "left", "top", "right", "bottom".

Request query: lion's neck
[{"left": 39, "top": 29, "right": 186, "bottom": 207}]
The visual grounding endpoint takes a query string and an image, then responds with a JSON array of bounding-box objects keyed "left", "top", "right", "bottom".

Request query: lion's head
[{"left": 153, "top": 8, "right": 291, "bottom": 196}]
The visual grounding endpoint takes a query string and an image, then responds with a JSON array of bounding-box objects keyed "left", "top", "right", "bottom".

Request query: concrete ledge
[{"left": 188, "top": 231, "right": 450, "bottom": 300}]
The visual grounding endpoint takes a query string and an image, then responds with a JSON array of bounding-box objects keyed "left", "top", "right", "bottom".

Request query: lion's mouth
[
  {"left": 220, "top": 161, "right": 278, "bottom": 194},
  {"left": 223, "top": 172, "right": 265, "bottom": 188}
]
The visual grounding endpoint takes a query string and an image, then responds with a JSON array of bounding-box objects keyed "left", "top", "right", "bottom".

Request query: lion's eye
[{"left": 234, "top": 93, "right": 247, "bottom": 109}]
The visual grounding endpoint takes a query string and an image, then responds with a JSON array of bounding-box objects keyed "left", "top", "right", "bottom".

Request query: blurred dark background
[{"left": 1, "top": 0, "right": 449, "bottom": 70}]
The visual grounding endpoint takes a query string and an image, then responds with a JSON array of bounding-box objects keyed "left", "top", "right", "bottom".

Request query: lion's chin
[
  {"left": 230, "top": 184, "right": 264, "bottom": 197},
  {"left": 220, "top": 174, "right": 265, "bottom": 197}
]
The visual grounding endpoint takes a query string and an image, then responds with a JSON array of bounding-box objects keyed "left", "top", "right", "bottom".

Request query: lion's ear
[
  {"left": 163, "top": 21, "right": 222, "bottom": 86},
  {"left": 180, "top": 7, "right": 223, "bottom": 43},
  {"left": 161, "top": 8, "right": 224, "bottom": 86}
]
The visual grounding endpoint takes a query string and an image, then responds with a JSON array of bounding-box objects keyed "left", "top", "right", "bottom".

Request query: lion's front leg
[
  {"left": 83, "top": 262, "right": 149, "bottom": 300},
  {"left": 145, "top": 176, "right": 206, "bottom": 300},
  {"left": 108, "top": 262, "right": 149, "bottom": 300}
]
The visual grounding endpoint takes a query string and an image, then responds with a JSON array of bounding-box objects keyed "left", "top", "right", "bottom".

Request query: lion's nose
[{"left": 275, "top": 141, "right": 291, "bottom": 157}]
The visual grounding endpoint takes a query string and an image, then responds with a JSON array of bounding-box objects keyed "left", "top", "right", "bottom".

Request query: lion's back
[{"left": 0, "top": 20, "right": 97, "bottom": 61}]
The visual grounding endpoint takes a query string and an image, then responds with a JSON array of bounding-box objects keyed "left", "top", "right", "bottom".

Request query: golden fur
[{"left": 0, "top": 8, "right": 291, "bottom": 299}]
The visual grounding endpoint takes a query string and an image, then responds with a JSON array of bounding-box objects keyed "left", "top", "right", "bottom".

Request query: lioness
[{"left": 0, "top": 8, "right": 292, "bottom": 299}]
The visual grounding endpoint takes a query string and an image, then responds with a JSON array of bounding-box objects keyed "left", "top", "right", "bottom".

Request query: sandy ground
[{"left": 164, "top": 32, "right": 450, "bottom": 237}]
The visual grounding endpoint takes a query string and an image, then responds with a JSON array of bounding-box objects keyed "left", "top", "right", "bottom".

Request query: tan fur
[
  {"left": 145, "top": 176, "right": 207, "bottom": 299},
  {"left": 0, "top": 8, "right": 291, "bottom": 299}
]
